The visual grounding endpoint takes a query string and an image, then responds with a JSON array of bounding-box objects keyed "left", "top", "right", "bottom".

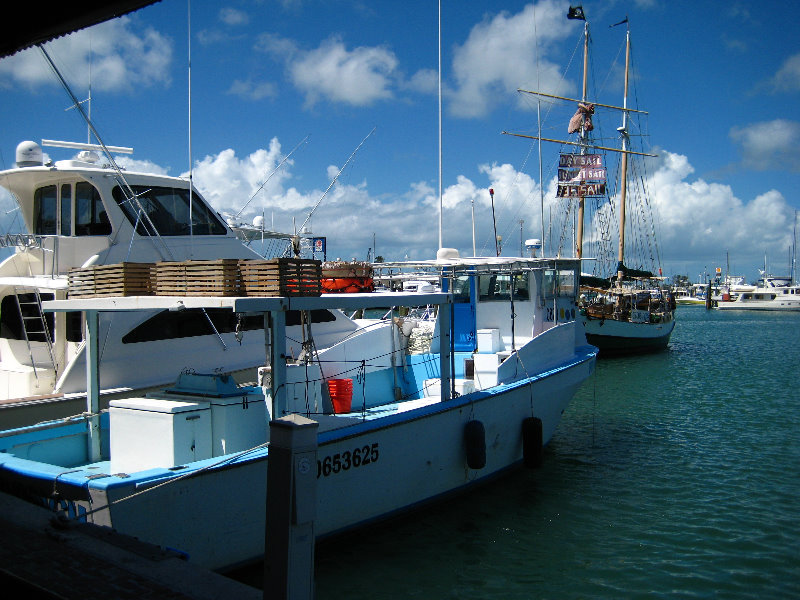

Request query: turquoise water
[{"left": 311, "top": 307, "right": 800, "bottom": 599}]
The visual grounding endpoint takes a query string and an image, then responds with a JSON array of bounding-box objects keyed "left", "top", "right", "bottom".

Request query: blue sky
[{"left": 1, "top": 0, "right": 799, "bottom": 283}]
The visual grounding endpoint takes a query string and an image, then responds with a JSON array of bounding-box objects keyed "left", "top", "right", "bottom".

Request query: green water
[{"left": 312, "top": 307, "right": 800, "bottom": 599}]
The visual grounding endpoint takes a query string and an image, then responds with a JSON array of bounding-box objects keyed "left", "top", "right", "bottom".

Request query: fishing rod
[
  {"left": 235, "top": 135, "right": 310, "bottom": 219},
  {"left": 298, "top": 127, "right": 376, "bottom": 233}
]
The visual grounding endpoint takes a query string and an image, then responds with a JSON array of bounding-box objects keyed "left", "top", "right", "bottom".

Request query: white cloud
[
  {"left": 227, "top": 78, "right": 277, "bottom": 101},
  {"left": 258, "top": 34, "right": 398, "bottom": 108},
  {"left": 177, "top": 141, "right": 795, "bottom": 273},
  {"left": 641, "top": 150, "right": 795, "bottom": 276},
  {"left": 184, "top": 138, "right": 299, "bottom": 219},
  {"left": 729, "top": 119, "right": 800, "bottom": 172},
  {"left": 114, "top": 156, "right": 170, "bottom": 176},
  {"left": 770, "top": 53, "right": 800, "bottom": 93},
  {"left": 405, "top": 68, "right": 438, "bottom": 95},
  {"left": 290, "top": 37, "right": 398, "bottom": 108},
  {"left": 1, "top": 138, "right": 792, "bottom": 280},
  {"left": 449, "top": 0, "right": 575, "bottom": 118},
  {"left": 219, "top": 7, "right": 250, "bottom": 26},
  {"left": 0, "top": 17, "right": 172, "bottom": 92}
]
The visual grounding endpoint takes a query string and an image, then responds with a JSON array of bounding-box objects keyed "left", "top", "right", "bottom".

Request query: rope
[{"left": 71, "top": 441, "right": 271, "bottom": 521}]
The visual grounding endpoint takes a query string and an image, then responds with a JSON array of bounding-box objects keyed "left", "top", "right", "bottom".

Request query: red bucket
[{"left": 327, "top": 378, "right": 353, "bottom": 413}]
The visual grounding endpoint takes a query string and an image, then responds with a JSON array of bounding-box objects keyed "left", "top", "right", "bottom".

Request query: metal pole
[
  {"left": 438, "top": 0, "right": 443, "bottom": 250},
  {"left": 490, "top": 188, "right": 499, "bottom": 257},
  {"left": 438, "top": 298, "right": 452, "bottom": 403},
  {"left": 471, "top": 198, "right": 476, "bottom": 257},
  {"left": 85, "top": 310, "right": 101, "bottom": 462}
]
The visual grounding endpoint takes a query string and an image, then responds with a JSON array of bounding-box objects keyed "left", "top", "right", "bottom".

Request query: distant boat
[
  {"left": 716, "top": 276, "right": 800, "bottom": 311},
  {"left": 713, "top": 275, "right": 755, "bottom": 304},
  {"left": 673, "top": 286, "right": 706, "bottom": 306}
]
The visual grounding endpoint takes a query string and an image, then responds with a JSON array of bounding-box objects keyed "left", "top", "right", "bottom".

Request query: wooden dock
[{"left": 0, "top": 491, "right": 261, "bottom": 599}]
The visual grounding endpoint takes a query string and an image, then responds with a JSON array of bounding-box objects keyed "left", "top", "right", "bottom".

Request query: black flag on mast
[
  {"left": 567, "top": 6, "right": 586, "bottom": 20},
  {"left": 611, "top": 16, "right": 629, "bottom": 27}
]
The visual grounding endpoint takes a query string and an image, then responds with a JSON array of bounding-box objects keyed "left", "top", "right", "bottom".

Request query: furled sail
[{"left": 568, "top": 102, "right": 594, "bottom": 134}]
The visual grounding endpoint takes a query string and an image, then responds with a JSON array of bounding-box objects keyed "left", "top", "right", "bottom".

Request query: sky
[{"left": 1, "top": 0, "right": 799, "bottom": 284}]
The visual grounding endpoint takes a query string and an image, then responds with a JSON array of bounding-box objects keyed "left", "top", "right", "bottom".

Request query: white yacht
[
  {"left": 0, "top": 140, "right": 356, "bottom": 411},
  {"left": 716, "top": 276, "right": 800, "bottom": 311}
]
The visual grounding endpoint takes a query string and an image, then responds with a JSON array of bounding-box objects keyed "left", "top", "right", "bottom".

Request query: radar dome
[
  {"left": 16, "top": 141, "right": 43, "bottom": 167},
  {"left": 436, "top": 248, "right": 460, "bottom": 261},
  {"left": 253, "top": 215, "right": 264, "bottom": 228}
]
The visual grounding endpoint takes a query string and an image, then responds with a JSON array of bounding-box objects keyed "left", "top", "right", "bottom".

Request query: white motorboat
[
  {"left": 716, "top": 283, "right": 800, "bottom": 310},
  {"left": 0, "top": 140, "right": 354, "bottom": 418}
]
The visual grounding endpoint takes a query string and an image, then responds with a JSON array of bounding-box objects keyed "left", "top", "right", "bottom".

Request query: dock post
[
  {"left": 85, "top": 310, "right": 101, "bottom": 462},
  {"left": 264, "top": 414, "right": 319, "bottom": 600}
]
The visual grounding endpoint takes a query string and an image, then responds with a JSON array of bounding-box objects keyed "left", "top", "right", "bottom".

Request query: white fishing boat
[
  {"left": 0, "top": 251, "right": 596, "bottom": 571},
  {"left": 0, "top": 139, "right": 356, "bottom": 422}
]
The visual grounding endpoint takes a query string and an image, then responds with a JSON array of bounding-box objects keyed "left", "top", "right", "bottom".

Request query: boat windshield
[
  {"left": 112, "top": 185, "right": 227, "bottom": 236},
  {"left": 542, "top": 269, "right": 577, "bottom": 298}
]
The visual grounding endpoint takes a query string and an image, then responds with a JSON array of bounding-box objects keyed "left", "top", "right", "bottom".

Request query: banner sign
[
  {"left": 556, "top": 183, "right": 606, "bottom": 197},
  {"left": 557, "top": 167, "right": 607, "bottom": 182},
  {"left": 559, "top": 153, "right": 602, "bottom": 167},
  {"left": 312, "top": 237, "right": 326, "bottom": 253}
]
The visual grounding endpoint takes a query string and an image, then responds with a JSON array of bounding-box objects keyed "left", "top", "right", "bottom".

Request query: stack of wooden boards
[{"left": 67, "top": 258, "right": 323, "bottom": 298}]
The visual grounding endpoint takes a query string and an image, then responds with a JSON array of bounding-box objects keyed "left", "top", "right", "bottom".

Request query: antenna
[
  {"left": 187, "top": 0, "right": 194, "bottom": 254},
  {"left": 438, "top": 0, "right": 443, "bottom": 250}
]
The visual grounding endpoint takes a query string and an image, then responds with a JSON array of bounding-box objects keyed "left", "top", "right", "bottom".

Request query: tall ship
[{"left": 506, "top": 10, "right": 674, "bottom": 355}]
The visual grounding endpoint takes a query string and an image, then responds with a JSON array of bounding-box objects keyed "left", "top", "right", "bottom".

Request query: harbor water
[{"left": 308, "top": 307, "right": 800, "bottom": 598}]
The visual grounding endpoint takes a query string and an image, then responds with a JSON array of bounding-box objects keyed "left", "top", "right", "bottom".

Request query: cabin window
[
  {"left": 558, "top": 270, "right": 576, "bottom": 297},
  {"left": 284, "top": 309, "right": 337, "bottom": 326},
  {"left": 76, "top": 182, "right": 111, "bottom": 236},
  {"left": 541, "top": 270, "right": 557, "bottom": 298},
  {"left": 451, "top": 276, "right": 472, "bottom": 303},
  {"left": 60, "top": 184, "right": 72, "bottom": 236},
  {"left": 33, "top": 185, "right": 58, "bottom": 235},
  {"left": 121, "top": 308, "right": 336, "bottom": 343},
  {"left": 478, "top": 274, "right": 528, "bottom": 301},
  {"left": 0, "top": 293, "right": 55, "bottom": 342},
  {"left": 122, "top": 309, "right": 262, "bottom": 343},
  {"left": 541, "top": 269, "right": 577, "bottom": 298},
  {"left": 112, "top": 185, "right": 227, "bottom": 237}
]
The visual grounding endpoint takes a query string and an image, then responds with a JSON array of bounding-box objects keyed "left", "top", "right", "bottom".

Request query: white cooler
[{"left": 109, "top": 397, "right": 212, "bottom": 473}]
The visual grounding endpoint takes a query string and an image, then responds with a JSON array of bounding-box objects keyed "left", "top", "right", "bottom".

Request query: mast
[
  {"left": 575, "top": 20, "right": 589, "bottom": 260},
  {"left": 438, "top": 0, "right": 443, "bottom": 250},
  {"left": 615, "top": 24, "right": 631, "bottom": 286}
]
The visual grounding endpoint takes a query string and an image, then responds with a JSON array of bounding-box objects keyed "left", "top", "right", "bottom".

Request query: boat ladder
[{"left": 13, "top": 287, "right": 58, "bottom": 379}]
